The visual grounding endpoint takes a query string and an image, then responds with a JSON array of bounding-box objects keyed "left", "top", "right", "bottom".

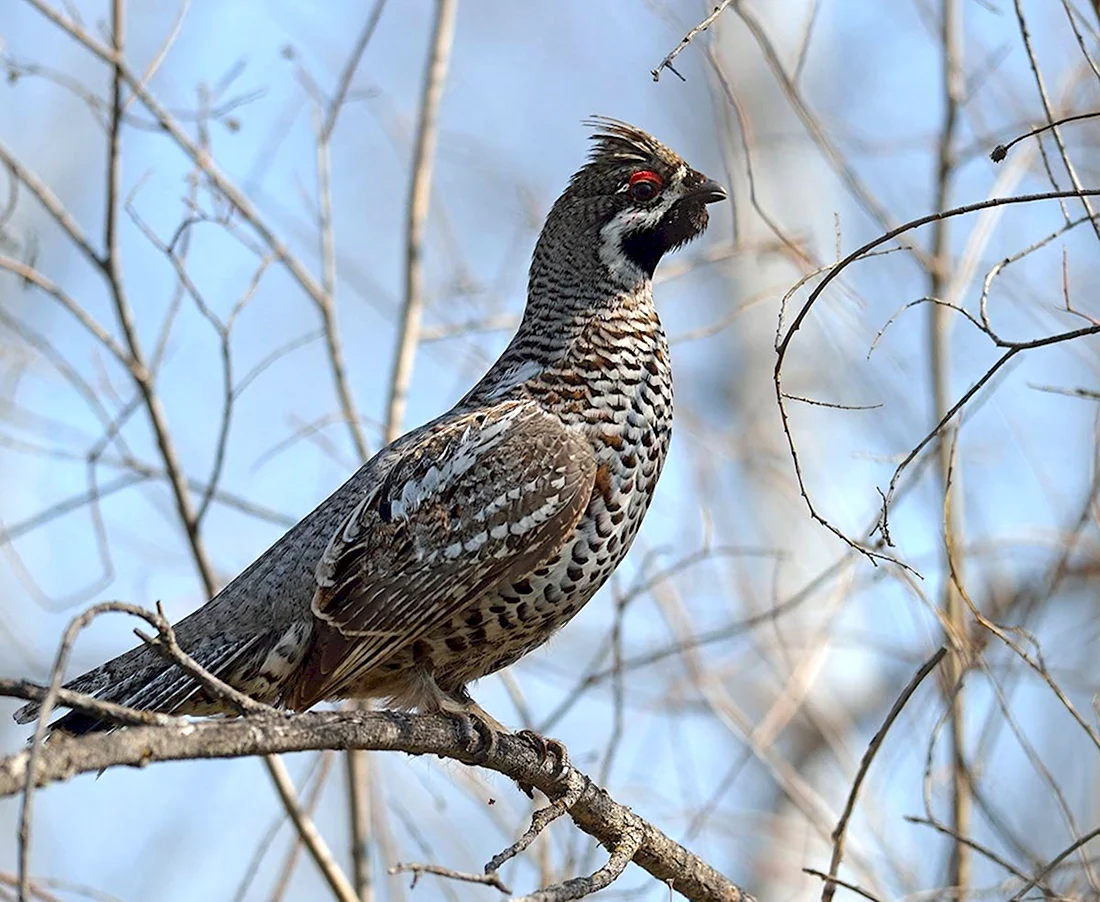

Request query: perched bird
[{"left": 15, "top": 118, "right": 726, "bottom": 735}]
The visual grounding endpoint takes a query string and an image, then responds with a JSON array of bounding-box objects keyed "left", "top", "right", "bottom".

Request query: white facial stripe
[
  {"left": 612, "top": 203, "right": 673, "bottom": 231},
  {"left": 599, "top": 213, "right": 645, "bottom": 285},
  {"left": 599, "top": 196, "right": 674, "bottom": 285}
]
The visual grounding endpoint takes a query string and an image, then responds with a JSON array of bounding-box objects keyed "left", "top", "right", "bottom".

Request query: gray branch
[{"left": 0, "top": 710, "right": 753, "bottom": 902}]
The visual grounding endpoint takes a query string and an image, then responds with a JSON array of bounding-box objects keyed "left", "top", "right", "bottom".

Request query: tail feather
[
  {"left": 13, "top": 635, "right": 266, "bottom": 735},
  {"left": 119, "top": 637, "right": 254, "bottom": 711}
]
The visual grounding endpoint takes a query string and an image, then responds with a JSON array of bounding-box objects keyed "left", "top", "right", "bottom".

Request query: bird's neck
[
  {"left": 521, "top": 276, "right": 661, "bottom": 357},
  {"left": 462, "top": 275, "right": 669, "bottom": 409}
]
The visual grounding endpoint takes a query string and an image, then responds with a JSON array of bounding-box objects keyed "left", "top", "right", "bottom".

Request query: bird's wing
[{"left": 285, "top": 400, "right": 596, "bottom": 709}]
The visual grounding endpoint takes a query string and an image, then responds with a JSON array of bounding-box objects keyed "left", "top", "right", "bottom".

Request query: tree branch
[
  {"left": 384, "top": 0, "right": 456, "bottom": 444},
  {"left": 0, "top": 710, "right": 754, "bottom": 902},
  {"left": 651, "top": 0, "right": 735, "bottom": 82}
]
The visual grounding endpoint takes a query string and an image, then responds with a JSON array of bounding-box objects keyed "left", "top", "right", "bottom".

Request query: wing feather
[{"left": 285, "top": 401, "right": 595, "bottom": 709}]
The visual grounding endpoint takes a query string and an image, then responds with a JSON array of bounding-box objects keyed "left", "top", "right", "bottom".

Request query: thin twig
[
  {"left": 903, "top": 816, "right": 1033, "bottom": 884},
  {"left": 804, "top": 869, "right": 883, "bottom": 902},
  {"left": 314, "top": 104, "right": 368, "bottom": 463},
  {"left": 231, "top": 751, "right": 331, "bottom": 902},
  {"left": 264, "top": 755, "right": 359, "bottom": 902},
  {"left": 96, "top": 0, "right": 217, "bottom": 596},
  {"left": 1008, "top": 825, "right": 1100, "bottom": 900},
  {"left": 512, "top": 820, "right": 643, "bottom": 902},
  {"left": 991, "top": 110, "right": 1100, "bottom": 162},
  {"left": 651, "top": 0, "right": 735, "bottom": 82},
  {"left": 485, "top": 777, "right": 586, "bottom": 874},
  {"left": 20, "top": 0, "right": 370, "bottom": 474},
  {"left": 0, "top": 255, "right": 131, "bottom": 367},
  {"left": 734, "top": 3, "right": 934, "bottom": 272},
  {"left": 344, "top": 743, "right": 374, "bottom": 902},
  {"left": 774, "top": 187, "right": 1100, "bottom": 560},
  {"left": 0, "top": 678, "right": 176, "bottom": 728},
  {"left": 389, "top": 862, "right": 510, "bottom": 895},
  {"left": 1012, "top": 0, "right": 1100, "bottom": 245},
  {"left": 269, "top": 754, "right": 335, "bottom": 901},
  {"left": 15, "top": 596, "right": 277, "bottom": 902},
  {"left": 321, "top": 0, "right": 388, "bottom": 140},
  {"left": 821, "top": 647, "right": 946, "bottom": 902}
]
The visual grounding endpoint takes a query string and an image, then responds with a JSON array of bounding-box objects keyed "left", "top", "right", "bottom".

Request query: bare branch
[
  {"left": 803, "top": 869, "right": 883, "bottom": 902},
  {"left": 0, "top": 711, "right": 755, "bottom": 902},
  {"left": 388, "top": 862, "right": 510, "bottom": 895},
  {"left": 927, "top": 4, "right": 970, "bottom": 886},
  {"left": 1011, "top": 0, "right": 1100, "bottom": 245},
  {"left": 0, "top": 256, "right": 131, "bottom": 371},
  {"left": 991, "top": 110, "right": 1100, "bottom": 163},
  {"left": 321, "top": 0, "right": 388, "bottom": 140},
  {"left": 20, "top": 0, "right": 370, "bottom": 465},
  {"left": 263, "top": 754, "right": 359, "bottom": 902},
  {"left": 651, "top": 0, "right": 735, "bottom": 82},
  {"left": 775, "top": 187, "right": 1100, "bottom": 558},
  {"left": 383, "top": 0, "right": 457, "bottom": 444},
  {"left": 511, "top": 818, "right": 641, "bottom": 902},
  {"left": 821, "top": 647, "right": 946, "bottom": 902}
]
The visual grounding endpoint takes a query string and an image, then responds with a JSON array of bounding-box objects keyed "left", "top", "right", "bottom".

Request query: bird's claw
[
  {"left": 448, "top": 710, "right": 498, "bottom": 763},
  {"left": 515, "top": 729, "right": 570, "bottom": 779}
]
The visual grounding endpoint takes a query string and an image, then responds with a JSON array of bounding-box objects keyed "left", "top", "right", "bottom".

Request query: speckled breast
[{"left": 424, "top": 313, "right": 674, "bottom": 688}]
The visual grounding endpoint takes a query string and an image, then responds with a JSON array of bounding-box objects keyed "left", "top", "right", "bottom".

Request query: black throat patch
[{"left": 621, "top": 199, "right": 710, "bottom": 277}]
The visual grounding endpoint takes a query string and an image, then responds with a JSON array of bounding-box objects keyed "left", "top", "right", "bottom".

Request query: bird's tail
[{"left": 13, "top": 635, "right": 263, "bottom": 735}]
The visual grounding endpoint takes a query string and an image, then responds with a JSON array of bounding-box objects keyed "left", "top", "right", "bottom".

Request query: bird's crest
[{"left": 577, "top": 116, "right": 684, "bottom": 178}]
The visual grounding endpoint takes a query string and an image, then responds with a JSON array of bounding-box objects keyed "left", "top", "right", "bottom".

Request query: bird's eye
[{"left": 628, "top": 170, "right": 663, "bottom": 203}]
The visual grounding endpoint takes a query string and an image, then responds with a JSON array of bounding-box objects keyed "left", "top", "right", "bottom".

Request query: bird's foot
[
  {"left": 447, "top": 709, "right": 499, "bottom": 764},
  {"left": 515, "top": 729, "right": 570, "bottom": 781}
]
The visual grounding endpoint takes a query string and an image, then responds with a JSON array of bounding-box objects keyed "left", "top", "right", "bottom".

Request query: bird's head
[{"left": 536, "top": 118, "right": 727, "bottom": 288}]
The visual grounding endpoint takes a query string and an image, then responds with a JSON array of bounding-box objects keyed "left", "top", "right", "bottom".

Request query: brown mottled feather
[{"left": 284, "top": 402, "right": 596, "bottom": 709}]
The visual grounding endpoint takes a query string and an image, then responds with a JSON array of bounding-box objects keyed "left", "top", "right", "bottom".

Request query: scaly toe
[
  {"left": 449, "top": 710, "right": 498, "bottom": 763},
  {"left": 515, "top": 729, "right": 570, "bottom": 778}
]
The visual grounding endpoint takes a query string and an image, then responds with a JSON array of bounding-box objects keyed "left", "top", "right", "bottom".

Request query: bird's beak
[{"left": 686, "top": 178, "right": 727, "bottom": 204}]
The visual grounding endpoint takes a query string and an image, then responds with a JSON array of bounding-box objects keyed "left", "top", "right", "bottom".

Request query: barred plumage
[{"left": 15, "top": 118, "right": 726, "bottom": 733}]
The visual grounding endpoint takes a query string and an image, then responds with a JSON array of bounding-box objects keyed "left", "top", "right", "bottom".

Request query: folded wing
[{"left": 285, "top": 400, "right": 596, "bottom": 709}]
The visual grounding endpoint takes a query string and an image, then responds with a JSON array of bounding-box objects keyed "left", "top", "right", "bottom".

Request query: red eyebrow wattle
[{"left": 629, "top": 170, "right": 662, "bottom": 186}]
